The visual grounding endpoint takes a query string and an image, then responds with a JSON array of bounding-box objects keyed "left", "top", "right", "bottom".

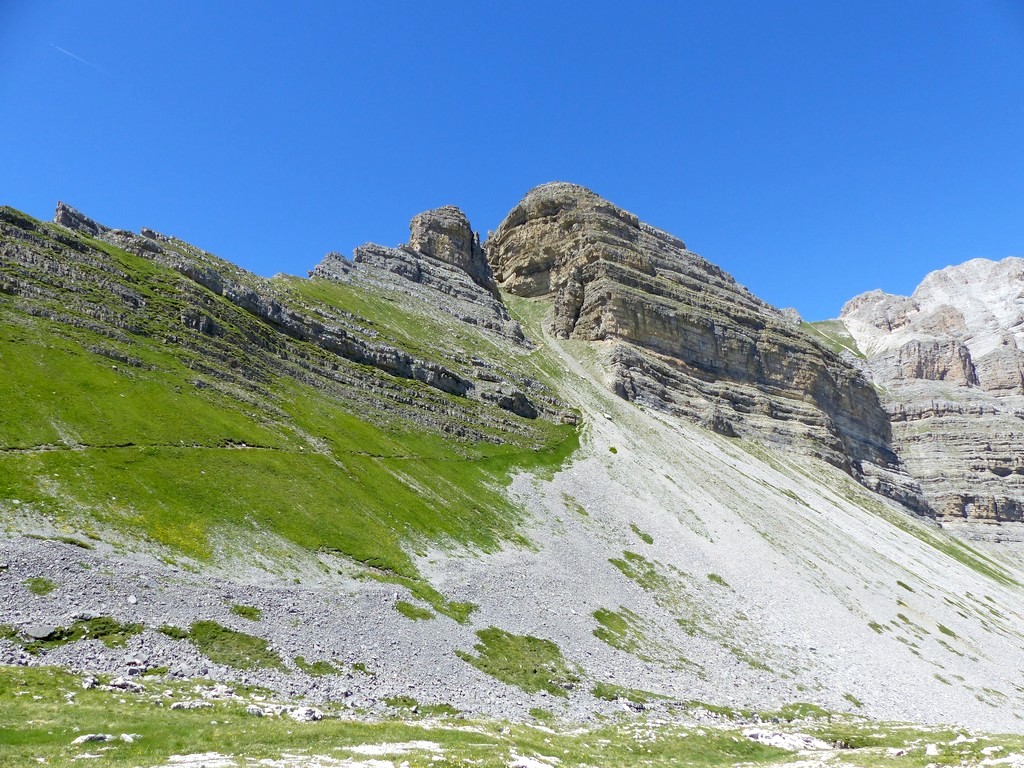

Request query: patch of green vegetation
[
  {"left": 937, "top": 623, "right": 957, "bottom": 638},
  {"left": 590, "top": 681, "right": 663, "bottom": 704},
  {"left": 843, "top": 692, "right": 864, "bottom": 708},
  {"left": 772, "top": 702, "right": 832, "bottom": 721},
  {"left": 293, "top": 656, "right": 343, "bottom": 676},
  {"left": 351, "top": 662, "right": 372, "bottom": 675},
  {"left": 867, "top": 620, "right": 886, "bottom": 634},
  {"left": 629, "top": 522, "right": 653, "bottom": 544},
  {"left": 455, "top": 627, "right": 581, "bottom": 698},
  {"left": 896, "top": 580, "right": 915, "bottom": 592},
  {"left": 802, "top": 319, "right": 865, "bottom": 359},
  {"left": 364, "top": 572, "right": 474, "bottom": 623},
  {"left": 18, "top": 616, "right": 144, "bottom": 652},
  {"left": 230, "top": 604, "right": 262, "bottom": 621},
  {"left": 562, "top": 494, "right": 588, "bottom": 517},
  {"left": 383, "top": 694, "right": 418, "bottom": 709},
  {"left": 394, "top": 599, "right": 435, "bottom": 621},
  {"left": 727, "top": 645, "right": 773, "bottom": 672},
  {"left": 529, "top": 706, "right": 555, "bottom": 722},
  {"left": 706, "top": 573, "right": 729, "bottom": 588},
  {"left": 27, "top": 534, "right": 96, "bottom": 549},
  {"left": 608, "top": 445, "right": 618, "bottom": 454},
  {"left": 23, "top": 576, "right": 58, "bottom": 596},
  {"left": 593, "top": 606, "right": 647, "bottom": 654},
  {"left": 185, "top": 620, "right": 284, "bottom": 671},
  {"left": 157, "top": 624, "right": 189, "bottom": 641},
  {"left": 609, "top": 550, "right": 672, "bottom": 593}
]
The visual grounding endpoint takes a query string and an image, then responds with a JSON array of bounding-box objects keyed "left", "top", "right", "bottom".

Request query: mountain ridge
[{"left": 3, "top": 184, "right": 1024, "bottom": 748}]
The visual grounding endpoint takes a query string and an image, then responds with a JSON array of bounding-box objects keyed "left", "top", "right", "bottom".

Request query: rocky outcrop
[
  {"left": 408, "top": 205, "right": 496, "bottom": 294},
  {"left": 840, "top": 258, "right": 1024, "bottom": 528},
  {"left": 487, "top": 183, "right": 926, "bottom": 508},
  {"left": 312, "top": 206, "right": 522, "bottom": 343}
]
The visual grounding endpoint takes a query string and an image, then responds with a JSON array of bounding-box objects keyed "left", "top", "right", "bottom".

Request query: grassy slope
[
  {"left": 7, "top": 665, "right": 1024, "bottom": 767},
  {"left": 0, "top": 209, "right": 577, "bottom": 607}
]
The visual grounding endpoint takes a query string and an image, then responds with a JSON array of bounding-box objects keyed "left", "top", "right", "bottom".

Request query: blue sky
[{"left": 2, "top": 1, "right": 1022, "bottom": 320}]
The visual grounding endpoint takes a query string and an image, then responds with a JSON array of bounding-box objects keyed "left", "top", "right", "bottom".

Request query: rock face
[
  {"left": 312, "top": 206, "right": 520, "bottom": 343},
  {"left": 840, "top": 258, "right": 1024, "bottom": 530},
  {"left": 487, "top": 183, "right": 925, "bottom": 508}
]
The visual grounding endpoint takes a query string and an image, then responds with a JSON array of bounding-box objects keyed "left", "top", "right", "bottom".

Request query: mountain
[
  {"left": 3, "top": 185, "right": 1024, "bottom": 763},
  {"left": 835, "top": 258, "right": 1024, "bottom": 535}
]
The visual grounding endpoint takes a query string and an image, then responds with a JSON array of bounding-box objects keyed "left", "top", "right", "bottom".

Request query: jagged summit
[
  {"left": 407, "top": 205, "right": 495, "bottom": 295},
  {"left": 312, "top": 205, "right": 523, "bottom": 344},
  {"left": 838, "top": 257, "right": 1024, "bottom": 527}
]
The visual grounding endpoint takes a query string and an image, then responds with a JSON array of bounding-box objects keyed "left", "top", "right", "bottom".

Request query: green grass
[
  {"left": 293, "top": 656, "right": 343, "bottom": 676},
  {"left": 230, "top": 604, "right": 262, "bottom": 621},
  {"left": 395, "top": 600, "right": 435, "bottom": 621},
  {"left": 706, "top": 573, "right": 729, "bottom": 588},
  {"left": 455, "top": 627, "right": 582, "bottom": 698},
  {"left": 593, "top": 606, "right": 647, "bottom": 655},
  {"left": 23, "top": 576, "right": 58, "bottom": 596},
  {"left": 772, "top": 702, "right": 832, "bottom": 721},
  {"left": 590, "top": 681, "right": 665, "bottom": 704},
  {"left": 802, "top": 319, "right": 865, "bottom": 359},
  {"left": 843, "top": 692, "right": 864, "bottom": 708},
  {"left": 10, "top": 616, "right": 144, "bottom": 652},
  {"left": 0, "top": 665, "right": 800, "bottom": 768},
  {"left": 609, "top": 550, "right": 673, "bottom": 593},
  {"left": 629, "top": 522, "right": 653, "bottom": 544},
  {"left": 170, "top": 620, "right": 284, "bottom": 671}
]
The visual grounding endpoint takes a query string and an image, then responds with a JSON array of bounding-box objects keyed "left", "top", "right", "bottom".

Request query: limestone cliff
[
  {"left": 487, "top": 182, "right": 925, "bottom": 509},
  {"left": 840, "top": 258, "right": 1024, "bottom": 531}
]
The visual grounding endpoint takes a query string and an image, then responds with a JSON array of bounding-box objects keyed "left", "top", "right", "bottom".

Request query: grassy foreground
[{"left": 3, "top": 666, "right": 1024, "bottom": 767}]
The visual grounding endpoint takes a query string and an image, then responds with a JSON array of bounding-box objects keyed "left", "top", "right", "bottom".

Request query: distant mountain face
[{"left": 839, "top": 258, "right": 1024, "bottom": 532}]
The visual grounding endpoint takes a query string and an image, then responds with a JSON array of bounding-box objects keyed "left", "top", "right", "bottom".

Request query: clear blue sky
[{"left": 2, "top": 1, "right": 1022, "bottom": 320}]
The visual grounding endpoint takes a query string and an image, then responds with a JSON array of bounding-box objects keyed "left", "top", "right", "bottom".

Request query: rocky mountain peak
[
  {"left": 407, "top": 205, "right": 495, "bottom": 294},
  {"left": 836, "top": 256, "right": 1024, "bottom": 527},
  {"left": 487, "top": 183, "right": 926, "bottom": 510},
  {"left": 53, "top": 201, "right": 108, "bottom": 236}
]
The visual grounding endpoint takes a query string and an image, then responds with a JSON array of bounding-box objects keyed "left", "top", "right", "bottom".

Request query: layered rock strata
[
  {"left": 0, "top": 202, "right": 568, "bottom": 449},
  {"left": 840, "top": 258, "right": 1024, "bottom": 529},
  {"left": 487, "top": 182, "right": 925, "bottom": 509}
]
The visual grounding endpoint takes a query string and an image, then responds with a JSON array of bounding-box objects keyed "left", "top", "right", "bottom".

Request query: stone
[
  {"left": 105, "top": 677, "right": 144, "bottom": 693},
  {"left": 71, "top": 733, "right": 113, "bottom": 745},
  {"left": 288, "top": 706, "right": 324, "bottom": 722},
  {"left": 22, "top": 623, "right": 56, "bottom": 640},
  {"left": 170, "top": 700, "right": 213, "bottom": 710}
]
